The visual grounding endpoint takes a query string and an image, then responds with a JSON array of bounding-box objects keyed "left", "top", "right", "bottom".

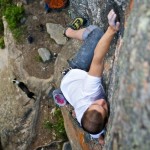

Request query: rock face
[
  {"left": 105, "top": 1, "right": 150, "bottom": 150},
  {"left": 54, "top": 0, "right": 150, "bottom": 149},
  {"left": 69, "top": 0, "right": 126, "bottom": 31},
  {"left": 0, "top": 19, "right": 53, "bottom": 150},
  {"left": 0, "top": 19, "right": 37, "bottom": 150}
]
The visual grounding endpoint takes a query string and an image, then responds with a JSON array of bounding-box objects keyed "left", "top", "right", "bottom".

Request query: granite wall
[{"left": 54, "top": 0, "right": 150, "bottom": 149}]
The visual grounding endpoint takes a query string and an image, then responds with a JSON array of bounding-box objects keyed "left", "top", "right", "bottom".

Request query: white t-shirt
[{"left": 60, "top": 69, "right": 106, "bottom": 138}]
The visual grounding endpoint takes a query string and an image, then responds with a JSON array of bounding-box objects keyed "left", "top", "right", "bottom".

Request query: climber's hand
[{"left": 108, "top": 9, "right": 120, "bottom": 32}]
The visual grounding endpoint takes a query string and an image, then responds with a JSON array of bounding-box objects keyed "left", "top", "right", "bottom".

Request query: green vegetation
[
  {"left": 0, "top": 19, "right": 4, "bottom": 34},
  {"left": 0, "top": 0, "right": 25, "bottom": 44},
  {"left": 0, "top": 18, "right": 4, "bottom": 48},
  {"left": 0, "top": 0, "right": 13, "bottom": 13},
  {"left": 0, "top": 36, "right": 5, "bottom": 48},
  {"left": 4, "top": 5, "right": 25, "bottom": 29},
  {"left": 43, "top": 108, "right": 67, "bottom": 139},
  {"left": 35, "top": 55, "right": 43, "bottom": 62},
  {"left": 43, "top": 120, "right": 53, "bottom": 129}
]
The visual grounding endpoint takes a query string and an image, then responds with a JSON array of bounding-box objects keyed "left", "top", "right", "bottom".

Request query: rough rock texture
[
  {"left": 38, "top": 48, "right": 52, "bottom": 62},
  {"left": 0, "top": 18, "right": 37, "bottom": 150},
  {"left": 0, "top": 18, "right": 53, "bottom": 150},
  {"left": 69, "top": 0, "right": 126, "bottom": 32},
  {"left": 105, "top": 1, "right": 150, "bottom": 150},
  {"left": 54, "top": 0, "right": 150, "bottom": 149},
  {"left": 46, "top": 23, "right": 67, "bottom": 45}
]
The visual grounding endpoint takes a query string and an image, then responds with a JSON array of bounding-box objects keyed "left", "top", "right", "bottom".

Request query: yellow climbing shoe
[
  {"left": 63, "top": 17, "right": 87, "bottom": 40},
  {"left": 69, "top": 17, "right": 87, "bottom": 30}
]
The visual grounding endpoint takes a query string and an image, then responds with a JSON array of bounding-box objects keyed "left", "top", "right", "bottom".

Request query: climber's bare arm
[{"left": 88, "top": 9, "right": 120, "bottom": 77}]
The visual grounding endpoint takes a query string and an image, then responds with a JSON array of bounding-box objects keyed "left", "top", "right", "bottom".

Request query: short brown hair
[{"left": 81, "top": 109, "right": 106, "bottom": 134}]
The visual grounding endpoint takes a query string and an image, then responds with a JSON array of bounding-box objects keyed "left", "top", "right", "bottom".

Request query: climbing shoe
[
  {"left": 68, "top": 17, "right": 87, "bottom": 30},
  {"left": 53, "top": 89, "right": 67, "bottom": 106},
  {"left": 63, "top": 17, "right": 87, "bottom": 39}
]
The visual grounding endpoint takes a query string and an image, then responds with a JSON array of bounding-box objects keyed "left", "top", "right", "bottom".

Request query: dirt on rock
[{"left": 16, "top": 0, "right": 71, "bottom": 79}]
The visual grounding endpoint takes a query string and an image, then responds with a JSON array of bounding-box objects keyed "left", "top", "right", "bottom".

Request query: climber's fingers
[{"left": 108, "top": 9, "right": 120, "bottom": 32}]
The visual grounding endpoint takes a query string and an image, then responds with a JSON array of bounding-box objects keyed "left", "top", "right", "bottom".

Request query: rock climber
[{"left": 54, "top": 9, "right": 120, "bottom": 144}]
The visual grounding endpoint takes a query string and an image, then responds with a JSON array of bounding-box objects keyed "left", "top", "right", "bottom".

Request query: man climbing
[{"left": 55, "top": 9, "right": 120, "bottom": 144}]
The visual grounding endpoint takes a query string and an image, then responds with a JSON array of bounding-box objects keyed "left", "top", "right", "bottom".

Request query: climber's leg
[
  {"left": 68, "top": 25, "right": 104, "bottom": 71},
  {"left": 65, "top": 27, "right": 86, "bottom": 41}
]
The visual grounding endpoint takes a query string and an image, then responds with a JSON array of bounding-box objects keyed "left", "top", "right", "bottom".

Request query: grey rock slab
[
  {"left": 46, "top": 23, "right": 67, "bottom": 45},
  {"left": 38, "top": 48, "right": 52, "bottom": 62}
]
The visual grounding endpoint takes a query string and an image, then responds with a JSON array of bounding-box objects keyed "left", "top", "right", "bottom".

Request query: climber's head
[{"left": 81, "top": 99, "right": 109, "bottom": 134}]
